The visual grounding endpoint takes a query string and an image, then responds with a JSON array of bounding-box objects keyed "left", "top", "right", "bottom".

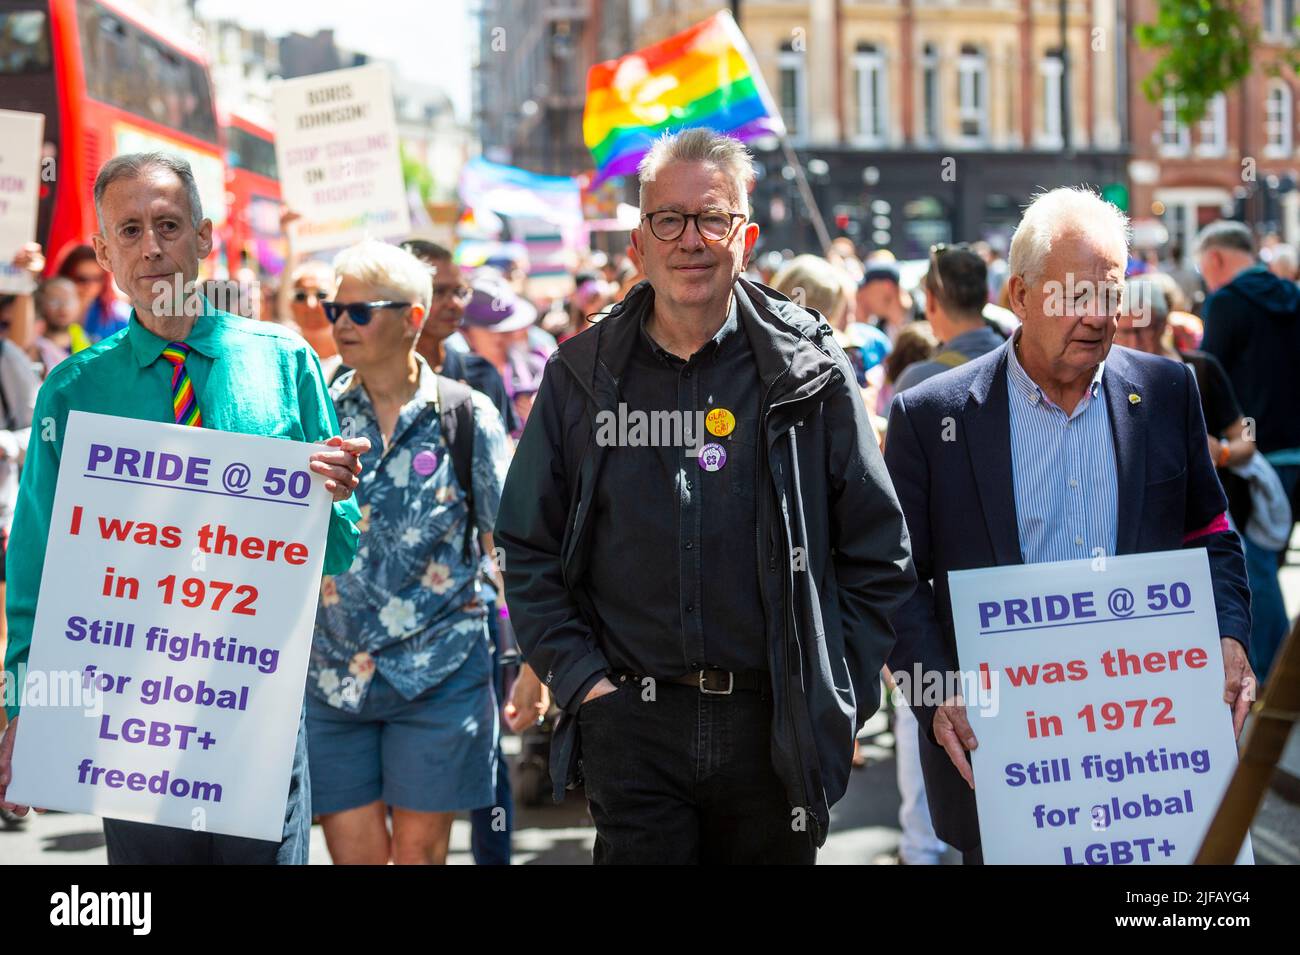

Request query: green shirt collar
[{"left": 126, "top": 297, "right": 224, "bottom": 367}]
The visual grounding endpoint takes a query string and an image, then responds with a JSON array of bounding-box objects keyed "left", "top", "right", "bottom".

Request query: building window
[
  {"left": 1038, "top": 49, "right": 1063, "bottom": 147},
  {"left": 1264, "top": 0, "right": 1297, "bottom": 38},
  {"left": 919, "top": 43, "right": 939, "bottom": 144},
  {"left": 1159, "top": 94, "right": 1189, "bottom": 156},
  {"left": 1266, "top": 81, "right": 1293, "bottom": 156},
  {"left": 957, "top": 45, "right": 988, "bottom": 145},
  {"left": 854, "top": 43, "right": 888, "bottom": 145},
  {"left": 1196, "top": 93, "right": 1227, "bottom": 157},
  {"left": 778, "top": 43, "right": 807, "bottom": 143}
]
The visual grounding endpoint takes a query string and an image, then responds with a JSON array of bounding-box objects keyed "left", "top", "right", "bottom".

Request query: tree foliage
[
  {"left": 1136, "top": 0, "right": 1300, "bottom": 125},
  {"left": 400, "top": 142, "right": 435, "bottom": 204}
]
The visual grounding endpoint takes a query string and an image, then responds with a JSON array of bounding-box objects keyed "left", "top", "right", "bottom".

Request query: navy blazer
[{"left": 883, "top": 341, "right": 1251, "bottom": 853}]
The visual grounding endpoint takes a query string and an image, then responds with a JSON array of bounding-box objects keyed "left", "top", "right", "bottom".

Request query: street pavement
[{"left": 4, "top": 542, "right": 1299, "bottom": 866}]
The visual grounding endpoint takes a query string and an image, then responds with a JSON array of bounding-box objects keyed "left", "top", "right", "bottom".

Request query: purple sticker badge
[
  {"left": 697, "top": 442, "right": 728, "bottom": 472},
  {"left": 413, "top": 449, "right": 439, "bottom": 476}
]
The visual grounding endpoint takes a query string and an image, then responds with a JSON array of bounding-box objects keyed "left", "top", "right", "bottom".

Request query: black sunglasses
[{"left": 322, "top": 300, "right": 410, "bottom": 325}]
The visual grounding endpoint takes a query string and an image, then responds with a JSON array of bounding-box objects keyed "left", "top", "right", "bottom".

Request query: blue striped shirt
[{"left": 1006, "top": 341, "right": 1118, "bottom": 563}]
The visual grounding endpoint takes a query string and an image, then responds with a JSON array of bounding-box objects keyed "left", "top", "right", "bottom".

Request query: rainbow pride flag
[{"left": 583, "top": 11, "right": 784, "bottom": 185}]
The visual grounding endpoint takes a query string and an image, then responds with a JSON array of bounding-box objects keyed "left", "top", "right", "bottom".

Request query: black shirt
[
  {"left": 1182, "top": 349, "right": 1250, "bottom": 529},
  {"left": 585, "top": 298, "right": 768, "bottom": 678}
]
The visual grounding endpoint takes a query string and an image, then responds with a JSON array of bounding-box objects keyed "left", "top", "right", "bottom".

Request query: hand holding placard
[
  {"left": 947, "top": 551, "right": 1250, "bottom": 864},
  {"left": 6, "top": 413, "right": 334, "bottom": 840}
]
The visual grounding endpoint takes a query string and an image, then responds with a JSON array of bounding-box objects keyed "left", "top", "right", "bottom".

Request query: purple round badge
[
  {"left": 697, "top": 442, "right": 728, "bottom": 472},
  {"left": 413, "top": 449, "right": 439, "bottom": 476}
]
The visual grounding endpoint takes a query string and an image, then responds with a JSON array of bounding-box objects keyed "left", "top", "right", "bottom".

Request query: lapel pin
[{"left": 1128, "top": 393, "right": 1141, "bottom": 405}]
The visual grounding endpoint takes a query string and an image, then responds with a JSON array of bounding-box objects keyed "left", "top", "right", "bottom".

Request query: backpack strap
[{"left": 436, "top": 374, "right": 478, "bottom": 562}]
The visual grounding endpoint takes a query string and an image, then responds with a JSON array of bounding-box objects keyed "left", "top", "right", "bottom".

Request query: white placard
[
  {"left": 8, "top": 412, "right": 332, "bottom": 841},
  {"left": 0, "top": 108, "right": 45, "bottom": 294},
  {"left": 271, "top": 63, "right": 411, "bottom": 253},
  {"left": 949, "top": 550, "right": 1251, "bottom": 865}
]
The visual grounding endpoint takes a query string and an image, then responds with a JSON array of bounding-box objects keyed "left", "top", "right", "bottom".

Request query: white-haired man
[
  {"left": 0, "top": 152, "right": 368, "bottom": 864},
  {"left": 883, "top": 187, "right": 1254, "bottom": 863},
  {"left": 495, "top": 128, "right": 915, "bottom": 863}
]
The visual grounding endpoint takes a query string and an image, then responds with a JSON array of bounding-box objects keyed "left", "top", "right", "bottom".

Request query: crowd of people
[{"left": 0, "top": 129, "right": 1295, "bottom": 864}]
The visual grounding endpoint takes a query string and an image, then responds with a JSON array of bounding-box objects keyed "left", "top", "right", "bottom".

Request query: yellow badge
[{"left": 705, "top": 407, "right": 736, "bottom": 437}]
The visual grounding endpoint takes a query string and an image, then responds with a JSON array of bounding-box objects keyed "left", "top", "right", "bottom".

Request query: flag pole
[
  {"left": 775, "top": 134, "right": 832, "bottom": 256},
  {"left": 715, "top": 10, "right": 833, "bottom": 256}
]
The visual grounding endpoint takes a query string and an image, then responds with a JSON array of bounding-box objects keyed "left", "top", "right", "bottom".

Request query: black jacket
[
  {"left": 494, "top": 277, "right": 916, "bottom": 843},
  {"left": 884, "top": 342, "right": 1251, "bottom": 852},
  {"left": 1201, "top": 265, "right": 1300, "bottom": 454}
]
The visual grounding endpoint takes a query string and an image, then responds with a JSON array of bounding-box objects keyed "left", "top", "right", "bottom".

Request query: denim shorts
[{"left": 305, "top": 641, "right": 498, "bottom": 815}]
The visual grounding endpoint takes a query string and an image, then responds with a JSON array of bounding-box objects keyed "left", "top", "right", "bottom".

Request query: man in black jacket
[
  {"left": 494, "top": 129, "right": 915, "bottom": 864},
  {"left": 1197, "top": 220, "right": 1300, "bottom": 680}
]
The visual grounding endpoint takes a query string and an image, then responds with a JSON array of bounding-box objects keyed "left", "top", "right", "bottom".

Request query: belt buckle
[{"left": 699, "top": 669, "right": 734, "bottom": 695}]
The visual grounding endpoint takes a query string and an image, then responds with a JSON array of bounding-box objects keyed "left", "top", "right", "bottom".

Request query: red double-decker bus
[
  {"left": 0, "top": 0, "right": 226, "bottom": 273},
  {"left": 223, "top": 111, "right": 283, "bottom": 277}
]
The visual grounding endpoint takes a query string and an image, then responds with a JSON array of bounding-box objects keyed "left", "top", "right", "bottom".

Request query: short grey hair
[
  {"left": 1195, "top": 219, "right": 1256, "bottom": 256},
  {"left": 332, "top": 238, "right": 433, "bottom": 313},
  {"left": 93, "top": 152, "right": 205, "bottom": 230},
  {"left": 1008, "top": 187, "right": 1130, "bottom": 284},
  {"left": 637, "top": 128, "right": 756, "bottom": 216}
]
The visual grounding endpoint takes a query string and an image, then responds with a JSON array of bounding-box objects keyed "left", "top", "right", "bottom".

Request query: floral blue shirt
[{"left": 309, "top": 356, "right": 510, "bottom": 712}]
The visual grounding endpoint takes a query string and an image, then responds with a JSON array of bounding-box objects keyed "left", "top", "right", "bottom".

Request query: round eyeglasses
[{"left": 642, "top": 210, "right": 747, "bottom": 243}]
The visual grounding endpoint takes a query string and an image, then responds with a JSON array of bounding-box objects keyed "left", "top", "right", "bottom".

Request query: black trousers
[{"left": 577, "top": 679, "right": 816, "bottom": 865}]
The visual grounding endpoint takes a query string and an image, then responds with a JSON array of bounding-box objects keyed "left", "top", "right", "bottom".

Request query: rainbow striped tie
[{"left": 161, "top": 342, "right": 202, "bottom": 427}]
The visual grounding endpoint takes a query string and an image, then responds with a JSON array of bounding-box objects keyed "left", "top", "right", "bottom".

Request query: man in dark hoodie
[
  {"left": 494, "top": 129, "right": 915, "bottom": 864},
  {"left": 1197, "top": 220, "right": 1300, "bottom": 679}
]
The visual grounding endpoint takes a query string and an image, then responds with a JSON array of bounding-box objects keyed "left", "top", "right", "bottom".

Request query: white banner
[
  {"left": 949, "top": 549, "right": 1250, "bottom": 865},
  {"left": 0, "top": 108, "right": 44, "bottom": 294},
  {"left": 272, "top": 63, "right": 411, "bottom": 254},
  {"left": 8, "top": 412, "right": 332, "bottom": 841}
]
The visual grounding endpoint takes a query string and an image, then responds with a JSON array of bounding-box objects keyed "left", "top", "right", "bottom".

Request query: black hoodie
[{"left": 1201, "top": 265, "right": 1300, "bottom": 454}]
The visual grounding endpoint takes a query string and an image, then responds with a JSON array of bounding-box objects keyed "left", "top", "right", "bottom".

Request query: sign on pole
[
  {"left": 8, "top": 412, "right": 332, "bottom": 842},
  {"left": 949, "top": 550, "right": 1251, "bottom": 865},
  {"left": 0, "top": 108, "right": 45, "bottom": 294},
  {"left": 271, "top": 63, "right": 411, "bottom": 254}
]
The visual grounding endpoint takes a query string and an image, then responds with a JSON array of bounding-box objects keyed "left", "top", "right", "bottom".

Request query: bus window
[
  {"left": 0, "top": 9, "right": 51, "bottom": 73},
  {"left": 76, "top": 0, "right": 218, "bottom": 144},
  {"left": 228, "top": 126, "right": 278, "bottom": 181}
]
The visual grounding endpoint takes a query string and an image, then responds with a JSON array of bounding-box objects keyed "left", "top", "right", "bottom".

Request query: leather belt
[{"left": 613, "top": 668, "right": 767, "bottom": 696}]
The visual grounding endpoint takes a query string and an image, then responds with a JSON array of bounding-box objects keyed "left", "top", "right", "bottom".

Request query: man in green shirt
[{"left": 0, "top": 152, "right": 368, "bottom": 864}]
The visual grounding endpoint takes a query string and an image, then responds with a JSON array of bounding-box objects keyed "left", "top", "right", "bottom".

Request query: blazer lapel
[
  {"left": 1103, "top": 352, "right": 1146, "bottom": 555},
  {"left": 962, "top": 346, "right": 1022, "bottom": 565}
]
